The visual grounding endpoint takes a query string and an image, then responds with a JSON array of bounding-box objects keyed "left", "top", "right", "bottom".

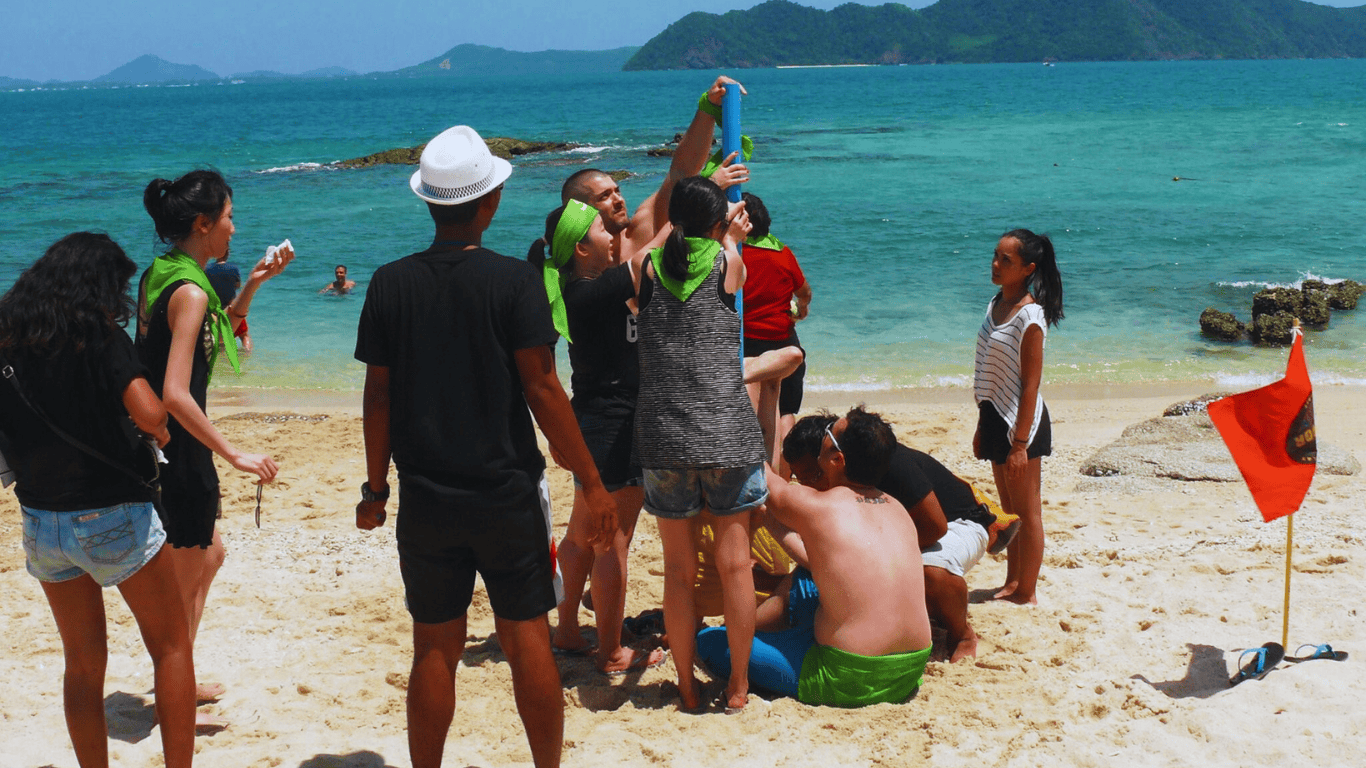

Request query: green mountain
[
  {"left": 624, "top": 0, "right": 1366, "bottom": 70},
  {"left": 95, "top": 54, "right": 221, "bottom": 83},
  {"left": 389, "top": 44, "right": 640, "bottom": 77}
]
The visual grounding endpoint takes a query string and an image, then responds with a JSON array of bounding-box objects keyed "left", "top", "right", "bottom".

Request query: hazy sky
[{"left": 3, "top": 0, "right": 1361, "bottom": 82}]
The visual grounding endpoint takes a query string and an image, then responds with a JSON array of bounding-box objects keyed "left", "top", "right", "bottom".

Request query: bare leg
[
  {"left": 923, "top": 566, "right": 977, "bottom": 662},
  {"left": 408, "top": 615, "right": 467, "bottom": 768},
  {"left": 41, "top": 574, "right": 110, "bottom": 768},
  {"left": 712, "top": 510, "right": 754, "bottom": 711},
  {"left": 755, "top": 574, "right": 793, "bottom": 632},
  {"left": 118, "top": 548, "right": 195, "bottom": 768},
  {"left": 657, "top": 517, "right": 702, "bottom": 710},
  {"left": 495, "top": 614, "right": 564, "bottom": 768},
  {"left": 593, "top": 487, "right": 662, "bottom": 673},
  {"left": 773, "top": 413, "right": 797, "bottom": 480},
  {"left": 169, "top": 530, "right": 225, "bottom": 645},
  {"left": 991, "top": 459, "right": 1042, "bottom": 605},
  {"left": 551, "top": 488, "right": 595, "bottom": 653}
]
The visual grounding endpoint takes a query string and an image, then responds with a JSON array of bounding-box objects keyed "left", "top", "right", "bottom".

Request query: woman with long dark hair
[
  {"left": 972, "top": 228, "right": 1064, "bottom": 606},
  {"left": 137, "top": 169, "right": 292, "bottom": 720},
  {"left": 528, "top": 201, "right": 667, "bottom": 675},
  {"left": 0, "top": 232, "right": 195, "bottom": 767},
  {"left": 633, "top": 176, "right": 767, "bottom": 712}
]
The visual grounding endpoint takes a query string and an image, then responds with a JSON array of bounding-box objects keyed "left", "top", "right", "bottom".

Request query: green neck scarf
[
  {"left": 143, "top": 247, "right": 239, "bottom": 385},
  {"left": 700, "top": 134, "right": 754, "bottom": 179},
  {"left": 745, "top": 233, "right": 784, "bottom": 251},
  {"left": 649, "top": 237, "right": 722, "bottom": 303},
  {"left": 545, "top": 200, "right": 599, "bottom": 343}
]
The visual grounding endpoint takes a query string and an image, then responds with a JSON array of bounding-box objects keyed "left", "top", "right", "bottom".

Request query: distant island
[
  {"left": 1, "top": 45, "right": 639, "bottom": 90},
  {"left": 626, "top": 0, "right": 1366, "bottom": 70}
]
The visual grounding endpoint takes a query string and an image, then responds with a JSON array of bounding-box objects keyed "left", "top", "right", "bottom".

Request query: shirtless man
[
  {"left": 560, "top": 75, "right": 749, "bottom": 265},
  {"left": 320, "top": 264, "right": 357, "bottom": 295},
  {"left": 696, "top": 407, "right": 932, "bottom": 707}
]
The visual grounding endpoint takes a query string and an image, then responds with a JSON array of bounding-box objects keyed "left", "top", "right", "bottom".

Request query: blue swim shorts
[
  {"left": 642, "top": 463, "right": 768, "bottom": 520},
  {"left": 22, "top": 502, "right": 167, "bottom": 588}
]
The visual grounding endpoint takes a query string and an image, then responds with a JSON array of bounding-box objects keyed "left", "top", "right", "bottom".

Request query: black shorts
[
  {"left": 743, "top": 334, "right": 806, "bottom": 416},
  {"left": 977, "top": 401, "right": 1052, "bottom": 466},
  {"left": 571, "top": 396, "right": 642, "bottom": 491},
  {"left": 395, "top": 473, "right": 559, "bottom": 624}
]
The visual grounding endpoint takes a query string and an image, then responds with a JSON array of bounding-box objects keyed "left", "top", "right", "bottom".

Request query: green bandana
[
  {"left": 545, "top": 200, "right": 598, "bottom": 343},
  {"left": 142, "top": 248, "right": 239, "bottom": 385},
  {"left": 700, "top": 134, "right": 754, "bottom": 179},
  {"left": 649, "top": 237, "right": 722, "bottom": 303},
  {"left": 745, "top": 233, "right": 784, "bottom": 251}
]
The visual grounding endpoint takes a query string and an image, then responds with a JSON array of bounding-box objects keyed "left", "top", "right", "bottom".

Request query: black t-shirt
[
  {"left": 0, "top": 332, "right": 155, "bottom": 511},
  {"left": 879, "top": 444, "right": 996, "bottom": 530},
  {"left": 565, "top": 263, "right": 638, "bottom": 405},
  {"left": 355, "top": 246, "right": 557, "bottom": 507}
]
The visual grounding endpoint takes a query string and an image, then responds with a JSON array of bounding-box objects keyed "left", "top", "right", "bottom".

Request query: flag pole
[
  {"left": 1282, "top": 512, "right": 1294, "bottom": 649},
  {"left": 722, "top": 83, "right": 744, "bottom": 366}
]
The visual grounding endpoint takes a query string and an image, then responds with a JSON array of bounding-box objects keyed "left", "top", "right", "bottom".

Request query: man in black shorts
[
  {"left": 783, "top": 414, "right": 1019, "bottom": 663},
  {"left": 354, "top": 124, "right": 617, "bottom": 768}
]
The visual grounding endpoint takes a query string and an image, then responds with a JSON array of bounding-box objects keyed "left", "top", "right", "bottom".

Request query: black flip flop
[
  {"left": 1229, "top": 642, "right": 1285, "bottom": 686},
  {"left": 1285, "top": 643, "right": 1349, "bottom": 663}
]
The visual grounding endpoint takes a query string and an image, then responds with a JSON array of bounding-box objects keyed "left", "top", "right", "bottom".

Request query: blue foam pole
[{"left": 721, "top": 82, "right": 745, "bottom": 364}]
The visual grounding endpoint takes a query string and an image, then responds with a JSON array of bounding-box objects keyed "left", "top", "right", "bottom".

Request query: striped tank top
[
  {"left": 973, "top": 296, "right": 1047, "bottom": 444},
  {"left": 634, "top": 256, "right": 766, "bottom": 469}
]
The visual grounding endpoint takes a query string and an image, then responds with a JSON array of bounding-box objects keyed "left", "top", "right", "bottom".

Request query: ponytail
[
  {"left": 143, "top": 170, "right": 233, "bottom": 246},
  {"left": 526, "top": 236, "right": 550, "bottom": 270},
  {"left": 660, "top": 227, "right": 691, "bottom": 283},
  {"left": 1004, "top": 228, "right": 1064, "bottom": 327}
]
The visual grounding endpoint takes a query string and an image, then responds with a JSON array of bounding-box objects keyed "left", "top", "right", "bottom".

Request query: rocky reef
[
  {"left": 1200, "top": 279, "right": 1364, "bottom": 347},
  {"left": 338, "top": 137, "right": 575, "bottom": 168}
]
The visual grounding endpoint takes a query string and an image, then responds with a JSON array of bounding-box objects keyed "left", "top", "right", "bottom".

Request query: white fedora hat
[{"left": 409, "top": 125, "right": 513, "bottom": 205}]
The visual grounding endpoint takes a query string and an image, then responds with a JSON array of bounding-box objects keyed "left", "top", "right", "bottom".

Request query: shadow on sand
[{"left": 1131, "top": 643, "right": 1231, "bottom": 699}]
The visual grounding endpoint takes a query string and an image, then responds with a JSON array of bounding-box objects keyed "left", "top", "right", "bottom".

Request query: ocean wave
[
  {"left": 568, "top": 146, "right": 609, "bottom": 154},
  {"left": 254, "top": 162, "right": 330, "bottom": 174},
  {"left": 1215, "top": 371, "right": 1366, "bottom": 389},
  {"left": 1215, "top": 271, "right": 1356, "bottom": 290}
]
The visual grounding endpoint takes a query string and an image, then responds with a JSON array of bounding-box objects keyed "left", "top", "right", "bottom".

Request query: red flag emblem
[{"left": 1207, "top": 331, "right": 1316, "bottom": 523}]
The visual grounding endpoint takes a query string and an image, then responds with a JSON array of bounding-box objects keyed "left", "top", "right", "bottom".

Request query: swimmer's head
[{"left": 335, "top": 265, "right": 348, "bottom": 281}]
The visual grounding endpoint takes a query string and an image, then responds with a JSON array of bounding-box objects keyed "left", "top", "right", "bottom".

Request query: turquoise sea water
[{"left": 3, "top": 60, "right": 1365, "bottom": 395}]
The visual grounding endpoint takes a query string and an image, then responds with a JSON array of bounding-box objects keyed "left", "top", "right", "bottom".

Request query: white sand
[{"left": 2, "top": 386, "right": 1362, "bottom": 767}]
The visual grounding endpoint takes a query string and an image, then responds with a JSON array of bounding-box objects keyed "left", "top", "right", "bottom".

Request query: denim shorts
[
  {"left": 642, "top": 463, "right": 769, "bottom": 519},
  {"left": 22, "top": 502, "right": 167, "bottom": 588}
]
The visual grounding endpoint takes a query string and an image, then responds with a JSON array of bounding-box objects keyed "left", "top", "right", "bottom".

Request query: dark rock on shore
[
  {"left": 605, "top": 170, "right": 632, "bottom": 182},
  {"left": 1251, "top": 287, "right": 1302, "bottom": 320},
  {"left": 1305, "top": 279, "right": 1365, "bottom": 310},
  {"left": 1161, "top": 394, "right": 1234, "bottom": 418},
  {"left": 338, "top": 137, "right": 574, "bottom": 168},
  {"left": 1250, "top": 312, "right": 1296, "bottom": 345},
  {"left": 1080, "top": 397, "right": 1360, "bottom": 482},
  {"left": 1198, "top": 308, "right": 1244, "bottom": 341}
]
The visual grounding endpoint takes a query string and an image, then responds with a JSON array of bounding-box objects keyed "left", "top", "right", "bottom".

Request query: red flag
[{"left": 1208, "top": 331, "right": 1317, "bottom": 522}]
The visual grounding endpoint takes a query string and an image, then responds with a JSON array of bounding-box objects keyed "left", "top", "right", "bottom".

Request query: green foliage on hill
[
  {"left": 390, "top": 44, "right": 641, "bottom": 77},
  {"left": 624, "top": 0, "right": 1366, "bottom": 70}
]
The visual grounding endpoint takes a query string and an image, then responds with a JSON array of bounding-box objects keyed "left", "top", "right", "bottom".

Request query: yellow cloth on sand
[{"left": 692, "top": 520, "right": 796, "bottom": 617}]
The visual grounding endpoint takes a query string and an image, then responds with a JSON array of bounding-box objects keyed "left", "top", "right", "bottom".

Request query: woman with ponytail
[
  {"left": 633, "top": 176, "right": 767, "bottom": 712},
  {"left": 528, "top": 201, "right": 666, "bottom": 675},
  {"left": 137, "top": 169, "right": 293, "bottom": 722},
  {"left": 972, "top": 228, "right": 1064, "bottom": 606}
]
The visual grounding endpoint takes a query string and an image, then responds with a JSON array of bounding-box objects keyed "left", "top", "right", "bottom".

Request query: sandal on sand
[
  {"left": 552, "top": 644, "right": 598, "bottom": 659},
  {"left": 1286, "top": 643, "right": 1349, "bottom": 663},
  {"left": 1229, "top": 642, "right": 1285, "bottom": 686},
  {"left": 601, "top": 647, "right": 668, "bottom": 678},
  {"left": 195, "top": 682, "right": 226, "bottom": 703},
  {"left": 623, "top": 609, "right": 665, "bottom": 638}
]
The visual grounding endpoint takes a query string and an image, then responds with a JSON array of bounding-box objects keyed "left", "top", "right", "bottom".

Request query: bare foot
[
  {"left": 992, "top": 582, "right": 1019, "bottom": 600},
  {"left": 195, "top": 682, "right": 225, "bottom": 703},
  {"left": 948, "top": 630, "right": 979, "bottom": 663},
  {"left": 551, "top": 626, "right": 594, "bottom": 655},
  {"left": 598, "top": 646, "right": 667, "bottom": 676},
  {"left": 999, "top": 591, "right": 1038, "bottom": 606},
  {"left": 195, "top": 712, "right": 229, "bottom": 735},
  {"left": 723, "top": 685, "right": 748, "bottom": 714},
  {"left": 677, "top": 680, "right": 703, "bottom": 712}
]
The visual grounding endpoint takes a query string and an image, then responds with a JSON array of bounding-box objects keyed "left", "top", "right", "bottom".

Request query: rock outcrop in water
[
  {"left": 338, "top": 137, "right": 575, "bottom": 168},
  {"left": 1200, "top": 279, "right": 1363, "bottom": 347}
]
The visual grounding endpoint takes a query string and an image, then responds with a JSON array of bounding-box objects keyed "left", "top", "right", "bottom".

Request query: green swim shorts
[{"left": 797, "top": 642, "right": 931, "bottom": 708}]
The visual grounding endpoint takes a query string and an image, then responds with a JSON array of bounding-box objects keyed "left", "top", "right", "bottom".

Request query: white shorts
[{"left": 921, "top": 519, "right": 988, "bottom": 578}]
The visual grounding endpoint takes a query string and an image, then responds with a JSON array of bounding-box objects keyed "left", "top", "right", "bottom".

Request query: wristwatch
[{"left": 360, "top": 481, "right": 390, "bottom": 503}]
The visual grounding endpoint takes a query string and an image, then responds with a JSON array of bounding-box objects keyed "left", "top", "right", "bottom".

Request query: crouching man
[{"left": 696, "top": 407, "right": 932, "bottom": 707}]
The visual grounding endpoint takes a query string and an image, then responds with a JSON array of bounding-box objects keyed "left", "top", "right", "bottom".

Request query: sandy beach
[{"left": 2, "top": 384, "right": 1362, "bottom": 768}]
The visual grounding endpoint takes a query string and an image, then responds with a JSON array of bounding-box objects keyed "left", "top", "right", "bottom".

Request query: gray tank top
[{"left": 634, "top": 256, "right": 766, "bottom": 469}]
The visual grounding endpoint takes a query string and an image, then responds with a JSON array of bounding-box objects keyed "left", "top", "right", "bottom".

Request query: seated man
[
  {"left": 697, "top": 407, "right": 932, "bottom": 708},
  {"left": 784, "top": 414, "right": 1019, "bottom": 662}
]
